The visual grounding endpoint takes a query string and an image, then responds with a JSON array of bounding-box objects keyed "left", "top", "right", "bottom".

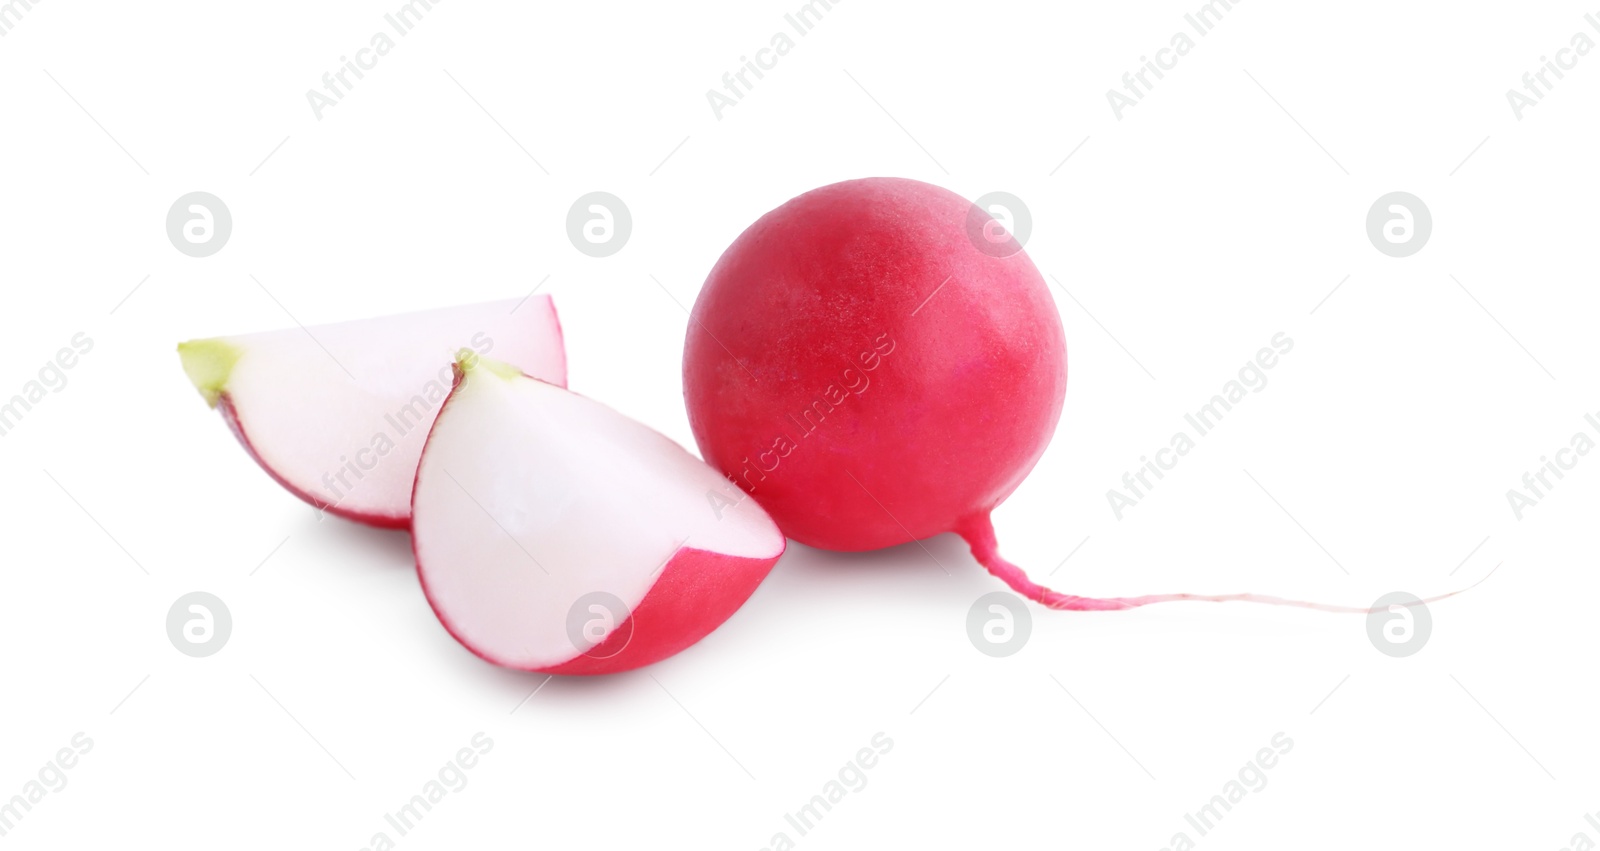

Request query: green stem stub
[
  {"left": 178, "top": 338, "right": 242, "bottom": 408},
  {"left": 456, "top": 349, "right": 522, "bottom": 382}
]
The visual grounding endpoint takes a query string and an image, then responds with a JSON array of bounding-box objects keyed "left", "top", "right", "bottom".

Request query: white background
[{"left": 2, "top": 0, "right": 1597, "bottom": 848}]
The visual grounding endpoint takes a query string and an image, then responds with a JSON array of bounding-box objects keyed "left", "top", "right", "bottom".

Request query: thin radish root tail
[{"left": 954, "top": 513, "right": 1496, "bottom": 615}]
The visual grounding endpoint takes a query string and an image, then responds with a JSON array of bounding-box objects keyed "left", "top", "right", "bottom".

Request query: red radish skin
[
  {"left": 685, "top": 178, "right": 1474, "bottom": 613},
  {"left": 685, "top": 177, "right": 1066, "bottom": 553},
  {"left": 417, "top": 542, "right": 777, "bottom": 674},
  {"left": 542, "top": 548, "right": 777, "bottom": 675}
]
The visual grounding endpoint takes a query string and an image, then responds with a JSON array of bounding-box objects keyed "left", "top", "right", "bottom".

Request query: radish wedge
[
  {"left": 179, "top": 297, "right": 566, "bottom": 528},
  {"left": 412, "top": 354, "right": 785, "bottom": 674}
]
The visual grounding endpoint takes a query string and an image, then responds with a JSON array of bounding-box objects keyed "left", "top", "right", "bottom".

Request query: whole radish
[{"left": 684, "top": 178, "right": 1468, "bottom": 612}]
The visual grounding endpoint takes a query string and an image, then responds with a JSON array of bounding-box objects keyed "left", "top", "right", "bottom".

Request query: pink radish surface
[
  {"left": 179, "top": 297, "right": 566, "bottom": 528},
  {"left": 411, "top": 355, "right": 785, "bottom": 674},
  {"left": 685, "top": 177, "right": 1468, "bottom": 613}
]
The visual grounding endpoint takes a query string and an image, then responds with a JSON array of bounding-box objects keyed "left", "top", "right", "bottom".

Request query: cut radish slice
[
  {"left": 412, "top": 355, "right": 785, "bottom": 674},
  {"left": 179, "top": 297, "right": 566, "bottom": 528}
]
